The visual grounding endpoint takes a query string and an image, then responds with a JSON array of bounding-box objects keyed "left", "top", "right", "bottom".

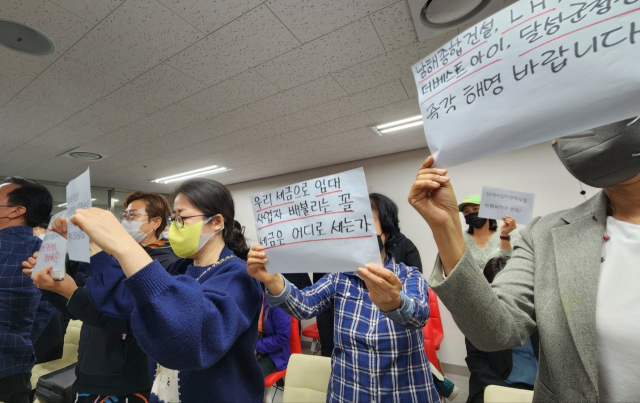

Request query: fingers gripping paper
[
  {"left": 66, "top": 168, "right": 92, "bottom": 262},
  {"left": 250, "top": 168, "right": 382, "bottom": 274},
  {"left": 412, "top": 0, "right": 640, "bottom": 167},
  {"left": 32, "top": 211, "right": 68, "bottom": 279}
]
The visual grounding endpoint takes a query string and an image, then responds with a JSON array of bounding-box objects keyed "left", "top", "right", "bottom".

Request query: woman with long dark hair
[{"left": 30, "top": 179, "right": 263, "bottom": 403}]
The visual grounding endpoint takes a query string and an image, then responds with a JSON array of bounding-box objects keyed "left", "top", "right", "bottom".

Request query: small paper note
[
  {"left": 479, "top": 186, "right": 536, "bottom": 225},
  {"left": 32, "top": 211, "right": 67, "bottom": 279},
  {"left": 66, "top": 168, "right": 92, "bottom": 262}
]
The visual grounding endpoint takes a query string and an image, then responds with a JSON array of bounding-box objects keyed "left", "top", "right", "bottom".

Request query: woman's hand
[
  {"left": 408, "top": 156, "right": 466, "bottom": 275},
  {"left": 247, "top": 245, "right": 285, "bottom": 295},
  {"left": 407, "top": 156, "right": 456, "bottom": 228},
  {"left": 501, "top": 216, "right": 517, "bottom": 236},
  {"left": 22, "top": 252, "right": 78, "bottom": 299},
  {"left": 70, "top": 208, "right": 139, "bottom": 258},
  {"left": 50, "top": 216, "right": 68, "bottom": 239},
  {"left": 358, "top": 264, "right": 402, "bottom": 312}
]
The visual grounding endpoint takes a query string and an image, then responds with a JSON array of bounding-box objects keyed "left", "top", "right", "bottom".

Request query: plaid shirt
[
  {"left": 0, "top": 226, "right": 54, "bottom": 378},
  {"left": 267, "top": 256, "right": 438, "bottom": 403}
]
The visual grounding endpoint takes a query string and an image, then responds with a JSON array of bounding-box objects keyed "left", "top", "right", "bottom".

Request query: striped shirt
[
  {"left": 267, "top": 256, "right": 438, "bottom": 403},
  {"left": 0, "top": 226, "right": 54, "bottom": 378}
]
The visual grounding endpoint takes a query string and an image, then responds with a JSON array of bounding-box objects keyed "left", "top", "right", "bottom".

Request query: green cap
[{"left": 458, "top": 195, "right": 482, "bottom": 212}]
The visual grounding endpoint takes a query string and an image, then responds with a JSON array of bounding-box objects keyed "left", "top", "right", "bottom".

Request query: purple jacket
[{"left": 256, "top": 298, "right": 291, "bottom": 371}]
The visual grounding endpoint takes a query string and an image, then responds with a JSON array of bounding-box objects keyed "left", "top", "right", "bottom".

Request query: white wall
[{"left": 227, "top": 142, "right": 598, "bottom": 366}]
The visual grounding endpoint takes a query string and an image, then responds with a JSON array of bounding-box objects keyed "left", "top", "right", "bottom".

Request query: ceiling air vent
[
  {"left": 57, "top": 149, "right": 107, "bottom": 162},
  {"left": 0, "top": 18, "right": 55, "bottom": 56},
  {"left": 408, "top": 0, "right": 504, "bottom": 42}
]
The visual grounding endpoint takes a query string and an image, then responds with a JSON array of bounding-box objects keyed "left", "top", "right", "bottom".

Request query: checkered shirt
[{"left": 267, "top": 256, "right": 439, "bottom": 403}]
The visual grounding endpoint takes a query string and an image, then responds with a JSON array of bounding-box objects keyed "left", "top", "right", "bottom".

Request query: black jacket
[
  {"left": 465, "top": 332, "right": 540, "bottom": 403},
  {"left": 43, "top": 243, "right": 178, "bottom": 395},
  {"left": 385, "top": 232, "right": 423, "bottom": 273}
]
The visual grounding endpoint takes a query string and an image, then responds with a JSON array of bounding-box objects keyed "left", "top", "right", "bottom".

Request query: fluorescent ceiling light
[
  {"left": 57, "top": 198, "right": 96, "bottom": 208},
  {"left": 152, "top": 165, "right": 231, "bottom": 184},
  {"left": 112, "top": 199, "right": 119, "bottom": 202},
  {"left": 372, "top": 115, "right": 423, "bottom": 135}
]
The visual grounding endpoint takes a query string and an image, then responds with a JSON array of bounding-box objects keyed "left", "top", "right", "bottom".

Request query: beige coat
[{"left": 429, "top": 191, "right": 609, "bottom": 402}]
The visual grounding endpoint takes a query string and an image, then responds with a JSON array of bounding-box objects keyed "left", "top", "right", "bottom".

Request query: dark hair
[
  {"left": 38, "top": 215, "right": 53, "bottom": 229},
  {"left": 482, "top": 256, "right": 510, "bottom": 284},
  {"left": 124, "top": 191, "right": 171, "bottom": 239},
  {"left": 3, "top": 177, "right": 53, "bottom": 227},
  {"left": 467, "top": 219, "right": 498, "bottom": 234},
  {"left": 369, "top": 193, "right": 400, "bottom": 237},
  {"left": 173, "top": 179, "right": 249, "bottom": 260}
]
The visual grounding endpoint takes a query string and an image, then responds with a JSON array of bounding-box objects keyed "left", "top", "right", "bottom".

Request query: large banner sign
[{"left": 412, "top": 0, "right": 640, "bottom": 166}]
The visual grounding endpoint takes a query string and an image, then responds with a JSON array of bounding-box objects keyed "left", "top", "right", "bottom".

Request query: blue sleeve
[
  {"left": 380, "top": 265, "right": 430, "bottom": 329},
  {"left": 256, "top": 306, "right": 290, "bottom": 355},
  {"left": 266, "top": 273, "right": 336, "bottom": 320},
  {"left": 30, "top": 296, "right": 55, "bottom": 342},
  {"left": 66, "top": 287, "right": 130, "bottom": 334},
  {"left": 124, "top": 260, "right": 261, "bottom": 371},
  {"left": 84, "top": 252, "right": 137, "bottom": 318}
]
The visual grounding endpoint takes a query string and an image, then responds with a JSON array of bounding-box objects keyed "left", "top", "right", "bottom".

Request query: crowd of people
[{"left": 0, "top": 117, "right": 638, "bottom": 403}]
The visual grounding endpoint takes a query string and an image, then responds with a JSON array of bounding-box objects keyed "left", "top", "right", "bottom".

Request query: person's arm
[
  {"left": 30, "top": 296, "right": 55, "bottom": 342},
  {"left": 124, "top": 260, "right": 261, "bottom": 371},
  {"left": 266, "top": 274, "right": 337, "bottom": 320},
  {"left": 376, "top": 265, "right": 430, "bottom": 329},
  {"left": 256, "top": 306, "right": 291, "bottom": 355},
  {"left": 499, "top": 216, "right": 518, "bottom": 252},
  {"left": 66, "top": 287, "right": 130, "bottom": 334}
]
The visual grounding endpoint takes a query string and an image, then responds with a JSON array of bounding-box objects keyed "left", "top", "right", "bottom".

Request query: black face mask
[
  {"left": 464, "top": 212, "right": 488, "bottom": 229},
  {"left": 377, "top": 235, "right": 384, "bottom": 252}
]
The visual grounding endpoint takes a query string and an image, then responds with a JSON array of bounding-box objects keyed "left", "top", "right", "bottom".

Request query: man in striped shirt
[
  {"left": 248, "top": 195, "right": 438, "bottom": 403},
  {"left": 0, "top": 177, "right": 54, "bottom": 403}
]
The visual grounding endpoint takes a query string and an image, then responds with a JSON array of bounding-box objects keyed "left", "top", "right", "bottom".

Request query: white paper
[
  {"left": 66, "top": 168, "right": 92, "bottom": 262},
  {"left": 32, "top": 211, "right": 68, "bottom": 279},
  {"left": 479, "top": 186, "right": 536, "bottom": 224},
  {"left": 250, "top": 168, "right": 382, "bottom": 274},
  {"left": 412, "top": 0, "right": 640, "bottom": 167}
]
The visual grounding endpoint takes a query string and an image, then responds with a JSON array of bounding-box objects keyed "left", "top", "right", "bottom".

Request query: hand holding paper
[
  {"left": 246, "top": 245, "right": 285, "bottom": 295},
  {"left": 500, "top": 216, "right": 517, "bottom": 236},
  {"left": 22, "top": 252, "right": 78, "bottom": 298},
  {"left": 358, "top": 264, "right": 402, "bottom": 313},
  {"left": 70, "top": 208, "right": 138, "bottom": 257}
]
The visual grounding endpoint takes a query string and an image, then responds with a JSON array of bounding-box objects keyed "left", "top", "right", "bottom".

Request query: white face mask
[
  {"left": 161, "top": 232, "right": 170, "bottom": 240},
  {"left": 121, "top": 220, "right": 153, "bottom": 244}
]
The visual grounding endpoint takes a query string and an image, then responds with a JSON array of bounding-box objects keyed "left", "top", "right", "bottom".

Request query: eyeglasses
[
  {"left": 118, "top": 211, "right": 149, "bottom": 222},
  {"left": 168, "top": 214, "right": 209, "bottom": 229}
]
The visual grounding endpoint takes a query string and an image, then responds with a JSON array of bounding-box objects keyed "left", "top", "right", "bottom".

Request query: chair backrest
[
  {"left": 282, "top": 354, "right": 332, "bottom": 403},
  {"left": 289, "top": 317, "right": 302, "bottom": 355},
  {"left": 428, "top": 289, "right": 443, "bottom": 337},
  {"left": 61, "top": 320, "right": 82, "bottom": 362},
  {"left": 484, "top": 385, "right": 534, "bottom": 402},
  {"left": 422, "top": 321, "right": 439, "bottom": 366}
]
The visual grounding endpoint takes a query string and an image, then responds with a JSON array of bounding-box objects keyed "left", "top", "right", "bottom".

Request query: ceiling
[{"left": 0, "top": 0, "right": 516, "bottom": 192}]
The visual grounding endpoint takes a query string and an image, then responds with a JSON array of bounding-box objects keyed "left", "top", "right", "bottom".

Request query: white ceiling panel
[
  {"left": 0, "top": 0, "right": 93, "bottom": 77},
  {"left": 0, "top": 129, "right": 33, "bottom": 154},
  {"left": 18, "top": 156, "right": 88, "bottom": 181},
  {"left": 370, "top": 1, "right": 418, "bottom": 52},
  {"left": 0, "top": 65, "right": 34, "bottom": 107},
  {"left": 284, "top": 112, "right": 375, "bottom": 142},
  {"left": 0, "top": 143, "right": 60, "bottom": 175},
  {"left": 103, "top": 62, "right": 207, "bottom": 116},
  {"left": 0, "top": 96, "right": 73, "bottom": 137},
  {"left": 254, "top": 18, "right": 386, "bottom": 90},
  {"left": 310, "top": 80, "right": 407, "bottom": 121},
  {"left": 366, "top": 97, "right": 420, "bottom": 124},
  {"left": 401, "top": 76, "right": 418, "bottom": 98},
  {"left": 27, "top": 100, "right": 143, "bottom": 154},
  {"left": 157, "top": 0, "right": 263, "bottom": 34},
  {"left": 19, "top": 56, "right": 124, "bottom": 113},
  {"left": 47, "top": 0, "right": 124, "bottom": 24},
  {"left": 331, "top": 35, "right": 455, "bottom": 94},
  {"left": 264, "top": 0, "right": 397, "bottom": 43},
  {"left": 66, "top": 0, "right": 203, "bottom": 81},
  {"left": 166, "top": 5, "right": 301, "bottom": 86},
  {"left": 179, "top": 70, "right": 279, "bottom": 118},
  {"left": 246, "top": 75, "right": 347, "bottom": 119}
]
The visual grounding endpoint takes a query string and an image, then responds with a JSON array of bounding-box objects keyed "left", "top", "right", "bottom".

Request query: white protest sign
[
  {"left": 412, "top": 0, "right": 640, "bottom": 167},
  {"left": 250, "top": 168, "right": 382, "bottom": 274},
  {"left": 32, "top": 211, "right": 67, "bottom": 280},
  {"left": 479, "top": 186, "right": 536, "bottom": 224},
  {"left": 66, "top": 168, "right": 91, "bottom": 262}
]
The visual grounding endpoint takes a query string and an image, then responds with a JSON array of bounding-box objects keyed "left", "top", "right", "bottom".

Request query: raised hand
[
  {"left": 70, "top": 208, "right": 138, "bottom": 257},
  {"left": 501, "top": 216, "right": 517, "bottom": 235},
  {"left": 246, "top": 245, "right": 285, "bottom": 295},
  {"left": 22, "top": 252, "right": 78, "bottom": 298},
  {"left": 358, "top": 264, "right": 402, "bottom": 312},
  {"left": 407, "top": 156, "right": 457, "bottom": 228}
]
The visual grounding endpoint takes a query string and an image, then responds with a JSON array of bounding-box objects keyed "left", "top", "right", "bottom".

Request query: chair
[
  {"left": 30, "top": 320, "right": 82, "bottom": 390},
  {"left": 428, "top": 289, "right": 444, "bottom": 350},
  {"left": 301, "top": 322, "right": 321, "bottom": 354},
  {"left": 484, "top": 385, "right": 534, "bottom": 402},
  {"left": 282, "top": 354, "right": 332, "bottom": 403},
  {"left": 265, "top": 317, "right": 301, "bottom": 401}
]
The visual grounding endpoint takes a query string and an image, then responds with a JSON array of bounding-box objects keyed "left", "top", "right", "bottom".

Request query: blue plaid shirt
[
  {"left": 0, "top": 226, "right": 54, "bottom": 378},
  {"left": 267, "top": 256, "right": 438, "bottom": 403}
]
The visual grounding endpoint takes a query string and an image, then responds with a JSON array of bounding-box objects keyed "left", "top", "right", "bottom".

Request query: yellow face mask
[{"left": 169, "top": 217, "right": 223, "bottom": 258}]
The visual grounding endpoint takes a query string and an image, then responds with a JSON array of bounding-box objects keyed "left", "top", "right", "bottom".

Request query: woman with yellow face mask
[{"left": 28, "top": 179, "right": 264, "bottom": 403}]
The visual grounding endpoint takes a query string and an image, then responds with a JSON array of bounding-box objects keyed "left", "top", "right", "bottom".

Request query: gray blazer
[{"left": 429, "top": 191, "right": 608, "bottom": 402}]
